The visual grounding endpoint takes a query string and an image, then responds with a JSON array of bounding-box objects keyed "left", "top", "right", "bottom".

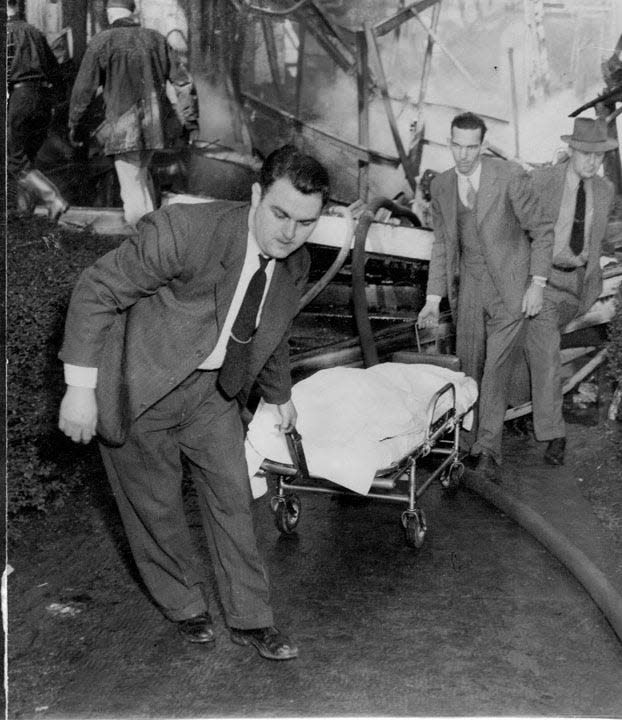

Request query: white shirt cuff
[
  {"left": 426, "top": 295, "right": 442, "bottom": 304},
  {"left": 531, "top": 275, "right": 547, "bottom": 287},
  {"left": 64, "top": 364, "right": 98, "bottom": 388}
]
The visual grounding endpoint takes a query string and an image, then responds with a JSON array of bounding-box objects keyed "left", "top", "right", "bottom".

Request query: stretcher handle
[{"left": 285, "top": 429, "right": 310, "bottom": 479}]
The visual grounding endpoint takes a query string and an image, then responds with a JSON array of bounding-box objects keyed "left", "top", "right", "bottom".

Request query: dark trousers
[
  {"left": 7, "top": 83, "right": 53, "bottom": 177},
  {"left": 98, "top": 370, "right": 274, "bottom": 628}
]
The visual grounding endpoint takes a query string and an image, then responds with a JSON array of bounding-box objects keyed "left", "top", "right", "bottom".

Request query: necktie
[
  {"left": 569, "top": 179, "right": 585, "bottom": 256},
  {"left": 465, "top": 178, "right": 476, "bottom": 209},
  {"left": 218, "top": 255, "right": 269, "bottom": 398}
]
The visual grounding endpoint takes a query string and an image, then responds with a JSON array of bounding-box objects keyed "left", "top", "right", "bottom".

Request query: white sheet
[{"left": 246, "top": 363, "right": 478, "bottom": 497}]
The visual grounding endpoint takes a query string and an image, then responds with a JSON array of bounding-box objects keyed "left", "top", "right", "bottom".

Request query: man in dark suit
[
  {"left": 58, "top": 145, "right": 329, "bottom": 660},
  {"left": 417, "top": 112, "right": 554, "bottom": 482},
  {"left": 523, "top": 118, "right": 618, "bottom": 466}
]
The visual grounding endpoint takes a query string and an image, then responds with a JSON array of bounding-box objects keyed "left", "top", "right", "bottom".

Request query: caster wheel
[
  {"left": 274, "top": 494, "right": 301, "bottom": 534},
  {"left": 401, "top": 508, "right": 427, "bottom": 548},
  {"left": 441, "top": 461, "right": 464, "bottom": 495}
]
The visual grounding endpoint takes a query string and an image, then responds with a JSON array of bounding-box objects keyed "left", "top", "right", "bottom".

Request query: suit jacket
[
  {"left": 426, "top": 156, "right": 554, "bottom": 318},
  {"left": 59, "top": 201, "right": 310, "bottom": 445},
  {"left": 530, "top": 161, "right": 614, "bottom": 316}
]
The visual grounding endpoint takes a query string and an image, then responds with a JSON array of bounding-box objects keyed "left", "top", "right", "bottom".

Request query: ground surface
[
  {"left": 6, "top": 215, "right": 622, "bottom": 717},
  {"left": 7, "top": 415, "right": 622, "bottom": 719}
]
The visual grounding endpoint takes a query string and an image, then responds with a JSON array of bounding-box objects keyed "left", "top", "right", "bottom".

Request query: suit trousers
[
  {"left": 113, "top": 150, "right": 156, "bottom": 227},
  {"left": 524, "top": 274, "right": 580, "bottom": 441},
  {"left": 459, "top": 268, "right": 526, "bottom": 462},
  {"left": 98, "top": 369, "right": 274, "bottom": 628}
]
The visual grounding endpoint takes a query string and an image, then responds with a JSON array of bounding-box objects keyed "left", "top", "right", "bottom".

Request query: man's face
[
  {"left": 449, "top": 127, "right": 484, "bottom": 176},
  {"left": 251, "top": 178, "right": 323, "bottom": 259},
  {"left": 569, "top": 148, "right": 605, "bottom": 179}
]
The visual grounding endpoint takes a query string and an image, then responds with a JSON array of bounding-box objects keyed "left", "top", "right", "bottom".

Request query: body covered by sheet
[{"left": 246, "top": 363, "right": 478, "bottom": 496}]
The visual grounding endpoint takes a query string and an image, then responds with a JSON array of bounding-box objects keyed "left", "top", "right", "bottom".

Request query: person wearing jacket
[
  {"left": 417, "top": 112, "right": 554, "bottom": 483},
  {"left": 57, "top": 145, "right": 329, "bottom": 661},
  {"left": 7, "top": 0, "right": 68, "bottom": 220},
  {"left": 522, "top": 118, "right": 618, "bottom": 466},
  {"left": 68, "top": 0, "right": 198, "bottom": 226}
]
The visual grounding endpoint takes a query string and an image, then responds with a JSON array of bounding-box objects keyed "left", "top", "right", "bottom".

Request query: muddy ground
[{"left": 7, "top": 412, "right": 621, "bottom": 718}]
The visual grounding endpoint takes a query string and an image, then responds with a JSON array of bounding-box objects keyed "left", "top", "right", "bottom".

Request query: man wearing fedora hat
[
  {"left": 521, "top": 117, "right": 618, "bottom": 466},
  {"left": 68, "top": 0, "right": 198, "bottom": 227}
]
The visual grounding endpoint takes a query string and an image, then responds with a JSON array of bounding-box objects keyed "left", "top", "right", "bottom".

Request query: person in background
[
  {"left": 521, "top": 118, "right": 618, "bottom": 466},
  {"left": 7, "top": 0, "right": 68, "bottom": 220},
  {"left": 68, "top": 0, "right": 198, "bottom": 227},
  {"left": 58, "top": 145, "right": 329, "bottom": 661},
  {"left": 417, "top": 112, "right": 553, "bottom": 483}
]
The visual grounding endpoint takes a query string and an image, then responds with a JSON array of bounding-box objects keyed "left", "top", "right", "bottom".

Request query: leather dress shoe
[
  {"left": 471, "top": 452, "right": 500, "bottom": 483},
  {"left": 177, "top": 613, "right": 215, "bottom": 644},
  {"left": 544, "top": 437, "right": 566, "bottom": 466},
  {"left": 230, "top": 626, "right": 298, "bottom": 660}
]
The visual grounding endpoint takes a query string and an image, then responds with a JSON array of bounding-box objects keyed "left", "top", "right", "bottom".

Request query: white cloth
[
  {"left": 113, "top": 150, "right": 156, "bottom": 226},
  {"left": 199, "top": 227, "right": 274, "bottom": 369},
  {"left": 246, "top": 363, "right": 478, "bottom": 497},
  {"left": 455, "top": 162, "right": 481, "bottom": 207}
]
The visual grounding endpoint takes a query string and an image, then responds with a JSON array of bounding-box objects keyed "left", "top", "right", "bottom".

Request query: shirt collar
[
  {"left": 455, "top": 161, "right": 482, "bottom": 189},
  {"left": 565, "top": 164, "right": 591, "bottom": 190},
  {"left": 247, "top": 210, "right": 270, "bottom": 262}
]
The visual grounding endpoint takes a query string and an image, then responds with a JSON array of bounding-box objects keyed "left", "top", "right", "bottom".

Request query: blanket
[{"left": 246, "top": 363, "right": 478, "bottom": 497}]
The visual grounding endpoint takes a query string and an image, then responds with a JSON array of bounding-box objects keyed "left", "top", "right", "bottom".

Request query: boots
[{"left": 18, "top": 169, "right": 68, "bottom": 222}]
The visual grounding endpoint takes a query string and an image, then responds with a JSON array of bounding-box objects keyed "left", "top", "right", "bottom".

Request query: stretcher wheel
[
  {"left": 441, "top": 462, "right": 464, "bottom": 495},
  {"left": 273, "top": 494, "right": 301, "bottom": 534},
  {"left": 402, "top": 509, "right": 427, "bottom": 548}
]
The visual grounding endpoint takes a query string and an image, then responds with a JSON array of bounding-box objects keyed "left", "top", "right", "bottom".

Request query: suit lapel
[
  {"left": 253, "top": 261, "right": 298, "bottom": 348},
  {"left": 590, "top": 176, "right": 608, "bottom": 246},
  {"left": 476, "top": 158, "right": 499, "bottom": 226},
  {"left": 213, "top": 207, "right": 249, "bottom": 331},
  {"left": 438, "top": 171, "right": 458, "bottom": 247}
]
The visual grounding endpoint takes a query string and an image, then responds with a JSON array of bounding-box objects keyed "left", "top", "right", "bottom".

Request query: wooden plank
[
  {"left": 295, "top": 24, "right": 306, "bottom": 117},
  {"left": 261, "top": 17, "right": 283, "bottom": 102},
  {"left": 407, "top": 5, "right": 480, "bottom": 89},
  {"left": 356, "top": 31, "right": 370, "bottom": 202},
  {"left": 374, "top": 0, "right": 440, "bottom": 37},
  {"left": 241, "top": 91, "right": 401, "bottom": 167},
  {"left": 292, "top": 7, "right": 354, "bottom": 73},
  {"left": 364, "top": 22, "right": 417, "bottom": 192}
]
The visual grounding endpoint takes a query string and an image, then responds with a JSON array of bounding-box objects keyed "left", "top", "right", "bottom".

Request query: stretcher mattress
[{"left": 245, "top": 363, "right": 478, "bottom": 497}]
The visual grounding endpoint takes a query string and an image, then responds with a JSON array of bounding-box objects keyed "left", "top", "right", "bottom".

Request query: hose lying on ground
[{"left": 464, "top": 473, "right": 622, "bottom": 646}]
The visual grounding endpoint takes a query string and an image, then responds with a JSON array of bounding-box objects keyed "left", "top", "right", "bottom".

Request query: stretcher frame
[{"left": 259, "top": 378, "right": 470, "bottom": 549}]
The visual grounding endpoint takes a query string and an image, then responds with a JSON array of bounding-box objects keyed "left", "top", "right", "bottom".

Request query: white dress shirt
[{"left": 455, "top": 162, "right": 482, "bottom": 207}]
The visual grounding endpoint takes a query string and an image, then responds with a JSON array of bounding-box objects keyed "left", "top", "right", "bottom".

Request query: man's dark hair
[
  {"left": 451, "top": 112, "right": 487, "bottom": 143},
  {"left": 260, "top": 144, "right": 330, "bottom": 205}
]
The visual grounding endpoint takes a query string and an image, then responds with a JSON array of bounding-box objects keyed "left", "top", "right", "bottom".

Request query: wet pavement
[{"left": 8, "top": 423, "right": 622, "bottom": 718}]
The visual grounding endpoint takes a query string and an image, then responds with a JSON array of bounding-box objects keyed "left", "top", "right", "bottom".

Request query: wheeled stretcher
[{"left": 245, "top": 360, "right": 478, "bottom": 548}]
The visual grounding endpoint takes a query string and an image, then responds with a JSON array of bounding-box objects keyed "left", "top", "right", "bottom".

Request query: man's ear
[{"left": 251, "top": 182, "right": 262, "bottom": 208}]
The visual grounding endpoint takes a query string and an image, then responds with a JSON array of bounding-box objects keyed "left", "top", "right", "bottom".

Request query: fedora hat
[{"left": 560, "top": 117, "right": 618, "bottom": 152}]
